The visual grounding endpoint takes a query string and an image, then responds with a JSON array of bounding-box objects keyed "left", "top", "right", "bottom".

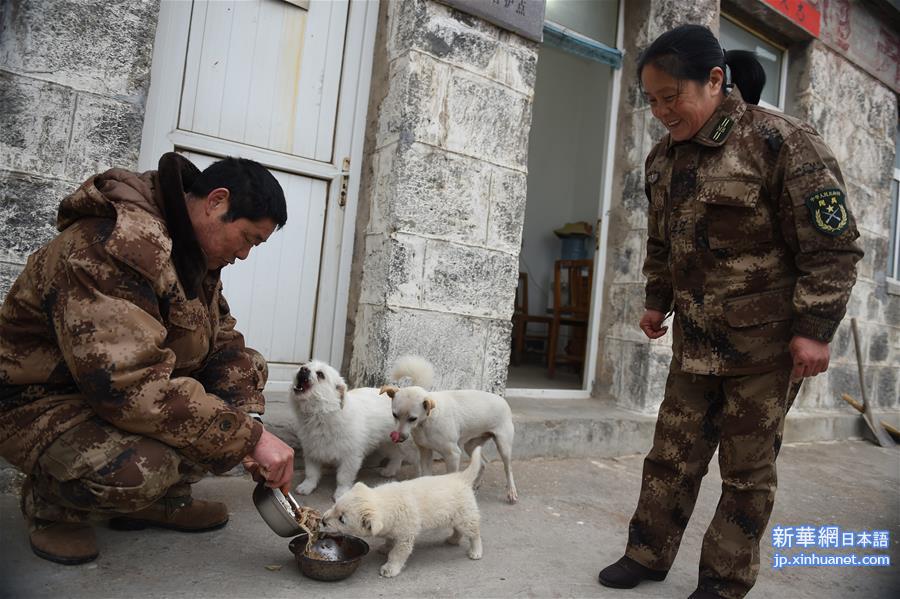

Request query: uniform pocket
[
  {"left": 700, "top": 179, "right": 773, "bottom": 249},
  {"left": 723, "top": 287, "right": 793, "bottom": 328},
  {"left": 165, "top": 298, "right": 210, "bottom": 370}
]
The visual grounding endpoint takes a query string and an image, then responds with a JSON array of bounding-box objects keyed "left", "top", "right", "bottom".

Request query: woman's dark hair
[
  {"left": 637, "top": 24, "right": 766, "bottom": 105},
  {"left": 190, "top": 157, "right": 288, "bottom": 229}
]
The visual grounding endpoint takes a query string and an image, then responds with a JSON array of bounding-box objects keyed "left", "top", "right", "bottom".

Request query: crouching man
[{"left": 0, "top": 152, "right": 295, "bottom": 564}]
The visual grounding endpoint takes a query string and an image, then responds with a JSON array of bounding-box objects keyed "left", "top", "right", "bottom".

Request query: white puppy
[
  {"left": 322, "top": 446, "right": 484, "bottom": 578},
  {"left": 289, "top": 360, "right": 419, "bottom": 501},
  {"left": 381, "top": 357, "right": 518, "bottom": 504}
]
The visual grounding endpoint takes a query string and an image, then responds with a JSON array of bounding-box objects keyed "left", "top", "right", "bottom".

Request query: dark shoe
[
  {"left": 29, "top": 520, "right": 98, "bottom": 565},
  {"left": 598, "top": 555, "right": 668, "bottom": 589},
  {"left": 109, "top": 495, "right": 229, "bottom": 532},
  {"left": 688, "top": 590, "right": 725, "bottom": 599}
]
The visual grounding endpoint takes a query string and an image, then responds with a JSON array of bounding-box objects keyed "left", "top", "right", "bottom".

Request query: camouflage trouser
[
  {"left": 22, "top": 417, "right": 204, "bottom": 524},
  {"left": 625, "top": 360, "right": 801, "bottom": 599}
]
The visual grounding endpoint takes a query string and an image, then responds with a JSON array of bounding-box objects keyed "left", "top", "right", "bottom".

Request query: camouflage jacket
[
  {"left": 0, "top": 153, "right": 265, "bottom": 475},
  {"left": 643, "top": 89, "right": 863, "bottom": 375}
]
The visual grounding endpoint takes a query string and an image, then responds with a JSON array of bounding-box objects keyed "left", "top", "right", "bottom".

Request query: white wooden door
[
  {"left": 139, "top": 0, "right": 379, "bottom": 387},
  {"left": 179, "top": 151, "right": 327, "bottom": 363}
]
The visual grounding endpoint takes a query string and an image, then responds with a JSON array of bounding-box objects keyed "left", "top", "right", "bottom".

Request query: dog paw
[
  {"left": 445, "top": 534, "right": 462, "bottom": 546},
  {"left": 332, "top": 486, "right": 351, "bottom": 502},
  {"left": 467, "top": 548, "right": 483, "bottom": 560},
  {"left": 295, "top": 481, "right": 317, "bottom": 495},
  {"left": 379, "top": 563, "right": 402, "bottom": 577},
  {"left": 507, "top": 489, "right": 519, "bottom": 504},
  {"left": 378, "top": 466, "right": 399, "bottom": 478}
]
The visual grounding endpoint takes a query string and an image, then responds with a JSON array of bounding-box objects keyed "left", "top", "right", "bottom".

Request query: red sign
[{"left": 763, "top": 0, "right": 821, "bottom": 37}]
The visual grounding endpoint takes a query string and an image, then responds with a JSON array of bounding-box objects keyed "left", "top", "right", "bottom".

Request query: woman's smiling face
[{"left": 641, "top": 63, "right": 725, "bottom": 142}]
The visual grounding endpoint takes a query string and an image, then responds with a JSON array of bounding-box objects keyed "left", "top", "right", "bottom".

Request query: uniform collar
[{"left": 665, "top": 87, "right": 747, "bottom": 151}]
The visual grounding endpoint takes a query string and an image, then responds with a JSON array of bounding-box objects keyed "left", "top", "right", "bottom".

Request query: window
[
  {"left": 888, "top": 127, "right": 900, "bottom": 287},
  {"left": 719, "top": 15, "right": 787, "bottom": 110}
]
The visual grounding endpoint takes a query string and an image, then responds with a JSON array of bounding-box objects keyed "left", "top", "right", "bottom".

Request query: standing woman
[{"left": 598, "top": 25, "right": 863, "bottom": 599}]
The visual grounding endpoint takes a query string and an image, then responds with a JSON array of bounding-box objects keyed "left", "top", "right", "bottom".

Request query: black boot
[
  {"left": 598, "top": 555, "right": 668, "bottom": 589},
  {"left": 687, "top": 589, "right": 725, "bottom": 599}
]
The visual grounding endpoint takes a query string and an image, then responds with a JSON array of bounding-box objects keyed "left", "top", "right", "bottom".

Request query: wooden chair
[
  {"left": 547, "top": 259, "right": 593, "bottom": 378},
  {"left": 511, "top": 272, "right": 552, "bottom": 365}
]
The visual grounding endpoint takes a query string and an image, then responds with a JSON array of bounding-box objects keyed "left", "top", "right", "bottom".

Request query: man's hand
[
  {"left": 789, "top": 335, "right": 830, "bottom": 381},
  {"left": 248, "top": 428, "right": 295, "bottom": 494},
  {"left": 639, "top": 309, "right": 669, "bottom": 339}
]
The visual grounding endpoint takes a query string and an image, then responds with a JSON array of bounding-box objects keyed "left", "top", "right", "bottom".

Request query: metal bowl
[
  {"left": 252, "top": 482, "right": 303, "bottom": 537},
  {"left": 288, "top": 533, "right": 370, "bottom": 582}
]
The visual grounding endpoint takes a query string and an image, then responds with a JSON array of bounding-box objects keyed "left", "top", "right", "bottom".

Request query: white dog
[
  {"left": 322, "top": 446, "right": 484, "bottom": 578},
  {"left": 289, "top": 359, "right": 421, "bottom": 501},
  {"left": 380, "top": 358, "right": 518, "bottom": 504}
]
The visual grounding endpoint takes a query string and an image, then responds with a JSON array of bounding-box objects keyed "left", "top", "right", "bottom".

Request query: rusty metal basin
[{"left": 288, "top": 533, "right": 369, "bottom": 582}]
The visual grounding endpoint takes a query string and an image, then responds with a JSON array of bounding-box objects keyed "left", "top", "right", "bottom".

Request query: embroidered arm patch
[{"left": 805, "top": 189, "right": 848, "bottom": 236}]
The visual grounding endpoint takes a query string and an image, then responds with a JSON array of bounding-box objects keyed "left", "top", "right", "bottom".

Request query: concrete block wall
[
  {"left": 0, "top": 0, "right": 159, "bottom": 301},
  {"left": 788, "top": 41, "right": 899, "bottom": 411},
  {"left": 347, "top": 0, "right": 539, "bottom": 393},
  {"left": 597, "top": 0, "right": 719, "bottom": 412}
]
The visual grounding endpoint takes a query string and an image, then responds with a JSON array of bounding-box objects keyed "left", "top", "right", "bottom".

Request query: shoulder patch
[
  {"left": 710, "top": 116, "right": 734, "bottom": 143},
  {"left": 805, "top": 189, "right": 849, "bottom": 236}
]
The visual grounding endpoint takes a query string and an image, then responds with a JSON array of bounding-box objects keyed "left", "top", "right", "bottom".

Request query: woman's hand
[
  {"left": 639, "top": 309, "right": 669, "bottom": 339},
  {"left": 789, "top": 335, "right": 830, "bottom": 381}
]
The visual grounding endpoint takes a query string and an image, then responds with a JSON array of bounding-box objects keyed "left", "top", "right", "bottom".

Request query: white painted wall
[{"left": 520, "top": 45, "right": 612, "bottom": 316}]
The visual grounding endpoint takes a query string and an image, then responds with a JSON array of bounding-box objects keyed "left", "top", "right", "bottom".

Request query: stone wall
[
  {"left": 0, "top": 0, "right": 159, "bottom": 301},
  {"left": 346, "top": 0, "right": 539, "bottom": 393},
  {"left": 787, "top": 41, "right": 899, "bottom": 410},
  {"left": 597, "top": 0, "right": 898, "bottom": 414}
]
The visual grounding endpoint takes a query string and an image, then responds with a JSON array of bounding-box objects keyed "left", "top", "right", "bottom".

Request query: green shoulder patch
[
  {"left": 710, "top": 116, "right": 734, "bottom": 143},
  {"left": 805, "top": 189, "right": 849, "bottom": 236}
]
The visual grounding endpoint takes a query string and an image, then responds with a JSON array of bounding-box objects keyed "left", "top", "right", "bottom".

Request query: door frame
[
  {"left": 505, "top": 0, "right": 624, "bottom": 400},
  {"left": 138, "top": 0, "right": 379, "bottom": 390}
]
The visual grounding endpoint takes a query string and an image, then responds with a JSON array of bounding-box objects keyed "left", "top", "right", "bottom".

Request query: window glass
[
  {"left": 719, "top": 16, "right": 784, "bottom": 108},
  {"left": 889, "top": 177, "right": 899, "bottom": 280},
  {"left": 544, "top": 0, "right": 618, "bottom": 46}
]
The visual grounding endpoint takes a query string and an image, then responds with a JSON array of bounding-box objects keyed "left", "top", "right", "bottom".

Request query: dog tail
[
  {"left": 391, "top": 355, "right": 434, "bottom": 389},
  {"left": 461, "top": 446, "right": 484, "bottom": 487}
]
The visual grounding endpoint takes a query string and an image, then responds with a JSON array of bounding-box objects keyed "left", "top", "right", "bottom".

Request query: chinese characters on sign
[{"left": 435, "top": 0, "right": 547, "bottom": 42}]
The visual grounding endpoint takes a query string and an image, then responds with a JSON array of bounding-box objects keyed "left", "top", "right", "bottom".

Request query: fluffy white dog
[
  {"left": 321, "top": 446, "right": 484, "bottom": 578},
  {"left": 381, "top": 357, "right": 518, "bottom": 503},
  {"left": 289, "top": 359, "right": 421, "bottom": 501}
]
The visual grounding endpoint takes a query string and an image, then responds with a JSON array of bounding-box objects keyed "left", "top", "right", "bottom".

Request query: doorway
[
  {"left": 138, "top": 0, "right": 378, "bottom": 389},
  {"left": 507, "top": 1, "right": 621, "bottom": 395}
]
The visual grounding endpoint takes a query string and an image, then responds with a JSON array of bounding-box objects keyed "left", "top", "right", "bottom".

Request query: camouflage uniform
[
  {"left": 628, "top": 89, "right": 863, "bottom": 598},
  {"left": 0, "top": 153, "right": 267, "bottom": 523}
]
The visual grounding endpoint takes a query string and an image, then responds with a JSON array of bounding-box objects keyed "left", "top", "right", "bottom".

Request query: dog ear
[
  {"left": 423, "top": 396, "right": 436, "bottom": 415},
  {"left": 379, "top": 385, "right": 399, "bottom": 399},
  {"left": 337, "top": 382, "right": 347, "bottom": 409},
  {"left": 361, "top": 509, "right": 383, "bottom": 536}
]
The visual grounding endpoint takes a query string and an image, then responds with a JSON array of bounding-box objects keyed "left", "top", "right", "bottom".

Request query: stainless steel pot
[{"left": 252, "top": 482, "right": 306, "bottom": 537}]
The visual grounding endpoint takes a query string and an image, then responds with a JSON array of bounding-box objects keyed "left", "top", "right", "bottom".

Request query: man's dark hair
[
  {"left": 190, "top": 157, "right": 287, "bottom": 229},
  {"left": 637, "top": 24, "right": 766, "bottom": 105}
]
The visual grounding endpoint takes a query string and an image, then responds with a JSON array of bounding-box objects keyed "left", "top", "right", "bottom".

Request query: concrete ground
[{"left": 1, "top": 440, "right": 897, "bottom": 599}]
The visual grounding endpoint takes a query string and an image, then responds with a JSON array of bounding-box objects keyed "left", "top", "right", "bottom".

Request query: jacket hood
[{"left": 56, "top": 152, "right": 208, "bottom": 299}]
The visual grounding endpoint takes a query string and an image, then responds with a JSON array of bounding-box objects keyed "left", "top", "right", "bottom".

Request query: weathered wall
[
  {"left": 346, "top": 0, "right": 539, "bottom": 393},
  {"left": 597, "top": 0, "right": 899, "bottom": 414},
  {"left": 787, "top": 40, "right": 899, "bottom": 410},
  {"left": 0, "top": 0, "right": 159, "bottom": 301}
]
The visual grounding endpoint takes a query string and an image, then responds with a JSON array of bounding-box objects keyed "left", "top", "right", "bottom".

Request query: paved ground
[{"left": 1, "top": 440, "right": 897, "bottom": 599}]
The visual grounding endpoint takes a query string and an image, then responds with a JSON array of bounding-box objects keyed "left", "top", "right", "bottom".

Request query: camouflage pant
[
  {"left": 22, "top": 417, "right": 204, "bottom": 524},
  {"left": 625, "top": 360, "right": 800, "bottom": 599}
]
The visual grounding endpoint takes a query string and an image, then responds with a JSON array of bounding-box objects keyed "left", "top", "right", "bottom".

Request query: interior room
[{"left": 507, "top": 0, "right": 618, "bottom": 391}]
